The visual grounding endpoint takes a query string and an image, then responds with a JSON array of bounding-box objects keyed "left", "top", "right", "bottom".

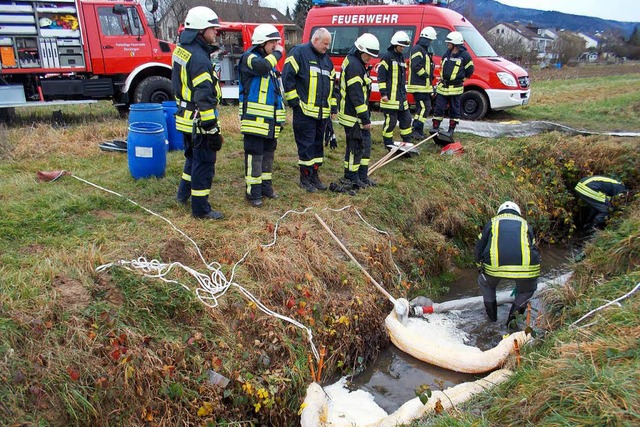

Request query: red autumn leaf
[
  {"left": 110, "top": 348, "right": 121, "bottom": 361},
  {"left": 285, "top": 297, "right": 296, "bottom": 309},
  {"left": 211, "top": 356, "right": 222, "bottom": 370},
  {"left": 296, "top": 307, "right": 307, "bottom": 316},
  {"left": 66, "top": 367, "right": 80, "bottom": 381},
  {"left": 302, "top": 288, "right": 312, "bottom": 298}
]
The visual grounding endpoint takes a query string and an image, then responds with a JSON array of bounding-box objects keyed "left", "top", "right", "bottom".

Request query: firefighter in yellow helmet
[{"left": 172, "top": 6, "right": 224, "bottom": 219}]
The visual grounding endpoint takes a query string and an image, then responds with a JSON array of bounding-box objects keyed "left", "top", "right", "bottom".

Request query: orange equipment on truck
[{"left": 303, "top": 0, "right": 531, "bottom": 120}]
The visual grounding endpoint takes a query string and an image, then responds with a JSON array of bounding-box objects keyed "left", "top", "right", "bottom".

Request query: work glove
[
  {"left": 325, "top": 132, "right": 338, "bottom": 150},
  {"left": 207, "top": 132, "right": 223, "bottom": 151}
]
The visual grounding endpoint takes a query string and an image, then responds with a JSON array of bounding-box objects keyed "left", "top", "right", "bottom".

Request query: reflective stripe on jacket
[
  {"left": 436, "top": 46, "right": 474, "bottom": 97},
  {"left": 338, "top": 51, "right": 371, "bottom": 128},
  {"left": 171, "top": 30, "right": 221, "bottom": 134},
  {"left": 575, "top": 176, "right": 627, "bottom": 204},
  {"left": 378, "top": 46, "right": 408, "bottom": 111},
  {"left": 238, "top": 46, "right": 286, "bottom": 138},
  {"left": 474, "top": 212, "right": 541, "bottom": 279},
  {"left": 407, "top": 40, "right": 434, "bottom": 94},
  {"left": 282, "top": 42, "right": 336, "bottom": 119}
]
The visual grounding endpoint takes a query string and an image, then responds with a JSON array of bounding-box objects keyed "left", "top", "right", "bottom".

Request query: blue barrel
[
  {"left": 127, "top": 122, "right": 167, "bottom": 179},
  {"left": 161, "top": 100, "right": 184, "bottom": 151},
  {"left": 129, "top": 103, "right": 168, "bottom": 152}
]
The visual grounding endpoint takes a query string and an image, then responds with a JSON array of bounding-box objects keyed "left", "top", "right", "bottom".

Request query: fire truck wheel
[
  {"left": 133, "top": 76, "right": 173, "bottom": 104},
  {"left": 460, "top": 90, "right": 488, "bottom": 121}
]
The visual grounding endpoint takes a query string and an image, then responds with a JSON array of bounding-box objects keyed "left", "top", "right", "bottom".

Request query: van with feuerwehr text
[{"left": 303, "top": 1, "right": 531, "bottom": 120}]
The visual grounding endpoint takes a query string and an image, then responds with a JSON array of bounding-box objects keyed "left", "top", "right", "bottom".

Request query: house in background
[
  {"left": 486, "top": 22, "right": 554, "bottom": 62},
  {"left": 577, "top": 32, "right": 598, "bottom": 50},
  {"left": 157, "top": 0, "right": 300, "bottom": 49}
]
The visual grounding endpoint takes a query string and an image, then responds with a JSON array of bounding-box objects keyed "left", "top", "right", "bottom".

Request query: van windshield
[
  {"left": 456, "top": 26, "right": 497, "bottom": 57},
  {"left": 311, "top": 26, "right": 416, "bottom": 60}
]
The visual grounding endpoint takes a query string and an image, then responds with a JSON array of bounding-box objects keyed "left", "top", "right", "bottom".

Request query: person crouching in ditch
[{"left": 474, "top": 201, "right": 541, "bottom": 328}]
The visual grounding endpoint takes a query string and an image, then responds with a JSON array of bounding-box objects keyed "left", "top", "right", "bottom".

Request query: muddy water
[{"left": 350, "top": 244, "right": 575, "bottom": 414}]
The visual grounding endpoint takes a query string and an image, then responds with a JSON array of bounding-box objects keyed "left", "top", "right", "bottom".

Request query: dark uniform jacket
[
  {"left": 407, "top": 38, "right": 434, "bottom": 94},
  {"left": 171, "top": 29, "right": 221, "bottom": 134},
  {"left": 378, "top": 45, "right": 408, "bottom": 111},
  {"left": 282, "top": 42, "right": 336, "bottom": 119},
  {"left": 474, "top": 209, "right": 541, "bottom": 279},
  {"left": 575, "top": 176, "right": 627, "bottom": 204},
  {"left": 436, "top": 45, "right": 474, "bottom": 96},
  {"left": 337, "top": 48, "right": 372, "bottom": 128},
  {"left": 238, "top": 45, "right": 285, "bottom": 139}
]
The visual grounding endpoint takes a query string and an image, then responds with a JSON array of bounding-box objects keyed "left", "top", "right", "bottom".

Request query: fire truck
[
  {"left": 0, "top": 0, "right": 177, "bottom": 114},
  {"left": 304, "top": 0, "right": 531, "bottom": 120}
]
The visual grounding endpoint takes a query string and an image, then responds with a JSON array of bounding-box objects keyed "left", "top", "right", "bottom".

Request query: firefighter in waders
[
  {"left": 337, "top": 33, "right": 380, "bottom": 190},
  {"left": 238, "top": 24, "right": 286, "bottom": 208},
  {"left": 474, "top": 202, "right": 541, "bottom": 328},
  {"left": 431, "top": 31, "right": 474, "bottom": 144},
  {"left": 378, "top": 31, "right": 412, "bottom": 148},
  {"left": 575, "top": 176, "right": 628, "bottom": 231},
  {"left": 407, "top": 26, "right": 437, "bottom": 141},
  {"left": 173, "top": 6, "right": 224, "bottom": 220},
  {"left": 282, "top": 28, "right": 337, "bottom": 192}
]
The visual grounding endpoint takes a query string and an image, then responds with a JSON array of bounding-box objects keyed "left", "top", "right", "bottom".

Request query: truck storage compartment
[
  {"left": 0, "top": 14, "right": 35, "bottom": 23},
  {"left": 41, "top": 78, "right": 114, "bottom": 99},
  {"left": 58, "top": 53, "right": 82, "bottom": 67}
]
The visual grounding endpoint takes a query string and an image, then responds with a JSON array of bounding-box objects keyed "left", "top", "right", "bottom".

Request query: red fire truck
[
  {"left": 303, "top": 1, "right": 531, "bottom": 120},
  {"left": 0, "top": 0, "right": 174, "bottom": 114}
]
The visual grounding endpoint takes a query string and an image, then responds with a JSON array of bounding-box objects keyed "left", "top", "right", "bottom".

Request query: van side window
[
  {"left": 312, "top": 26, "right": 416, "bottom": 59},
  {"left": 430, "top": 27, "right": 452, "bottom": 57}
]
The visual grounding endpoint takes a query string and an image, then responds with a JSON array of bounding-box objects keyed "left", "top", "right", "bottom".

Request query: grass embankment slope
[{"left": 0, "top": 65, "right": 639, "bottom": 426}]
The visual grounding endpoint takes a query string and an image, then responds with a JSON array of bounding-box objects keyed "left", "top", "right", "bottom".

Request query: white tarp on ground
[
  {"left": 300, "top": 369, "right": 512, "bottom": 427},
  {"left": 369, "top": 120, "right": 640, "bottom": 138}
]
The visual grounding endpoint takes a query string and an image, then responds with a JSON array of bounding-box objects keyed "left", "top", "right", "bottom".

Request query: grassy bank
[{"left": 0, "top": 68, "right": 639, "bottom": 425}]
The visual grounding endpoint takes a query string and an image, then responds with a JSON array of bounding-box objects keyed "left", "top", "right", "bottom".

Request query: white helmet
[
  {"left": 39, "top": 17, "right": 53, "bottom": 27},
  {"left": 445, "top": 31, "right": 464, "bottom": 45},
  {"left": 184, "top": 6, "right": 220, "bottom": 30},
  {"left": 390, "top": 31, "right": 411, "bottom": 47},
  {"left": 252, "top": 24, "right": 281, "bottom": 45},
  {"left": 420, "top": 26, "right": 437, "bottom": 41},
  {"left": 498, "top": 201, "right": 521, "bottom": 215},
  {"left": 354, "top": 33, "right": 380, "bottom": 57}
]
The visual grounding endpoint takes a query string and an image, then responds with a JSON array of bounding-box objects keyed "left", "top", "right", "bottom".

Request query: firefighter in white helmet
[
  {"left": 335, "top": 33, "right": 380, "bottom": 191},
  {"left": 407, "top": 26, "right": 437, "bottom": 140},
  {"left": 238, "top": 24, "right": 286, "bottom": 207},
  {"left": 475, "top": 201, "right": 541, "bottom": 327},
  {"left": 173, "top": 6, "right": 224, "bottom": 219},
  {"left": 431, "top": 31, "right": 474, "bottom": 143},
  {"left": 378, "top": 31, "right": 413, "bottom": 148}
]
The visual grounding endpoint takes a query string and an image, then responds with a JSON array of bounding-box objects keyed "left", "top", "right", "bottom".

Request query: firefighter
[
  {"left": 407, "top": 26, "right": 437, "bottom": 141},
  {"left": 282, "top": 28, "right": 337, "bottom": 192},
  {"left": 337, "top": 33, "right": 380, "bottom": 189},
  {"left": 378, "top": 31, "right": 412, "bottom": 148},
  {"left": 575, "top": 176, "right": 628, "bottom": 230},
  {"left": 475, "top": 201, "right": 541, "bottom": 327},
  {"left": 432, "top": 31, "right": 474, "bottom": 142},
  {"left": 238, "top": 24, "right": 286, "bottom": 208},
  {"left": 173, "top": 6, "right": 224, "bottom": 220}
]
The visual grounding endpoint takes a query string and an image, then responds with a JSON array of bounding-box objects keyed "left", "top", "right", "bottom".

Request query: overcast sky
[{"left": 264, "top": 0, "right": 639, "bottom": 24}]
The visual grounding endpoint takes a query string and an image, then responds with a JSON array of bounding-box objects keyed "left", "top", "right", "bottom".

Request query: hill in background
[{"left": 449, "top": 0, "right": 638, "bottom": 38}]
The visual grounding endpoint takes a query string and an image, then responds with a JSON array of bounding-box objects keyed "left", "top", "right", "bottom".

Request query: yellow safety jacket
[{"left": 377, "top": 46, "right": 409, "bottom": 111}]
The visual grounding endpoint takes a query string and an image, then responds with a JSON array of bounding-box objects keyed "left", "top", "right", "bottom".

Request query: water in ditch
[{"left": 347, "top": 244, "right": 576, "bottom": 414}]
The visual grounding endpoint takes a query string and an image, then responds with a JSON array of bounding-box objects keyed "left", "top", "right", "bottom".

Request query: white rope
[
  {"left": 570, "top": 282, "right": 640, "bottom": 328},
  {"left": 64, "top": 174, "right": 320, "bottom": 361}
]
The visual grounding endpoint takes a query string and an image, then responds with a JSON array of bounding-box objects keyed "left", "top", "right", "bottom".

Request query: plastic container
[
  {"left": 129, "top": 103, "right": 168, "bottom": 152},
  {"left": 127, "top": 122, "right": 166, "bottom": 179},
  {"left": 161, "top": 100, "right": 184, "bottom": 151}
]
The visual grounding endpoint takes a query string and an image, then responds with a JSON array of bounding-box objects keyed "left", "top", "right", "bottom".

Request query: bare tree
[
  {"left": 486, "top": 32, "right": 537, "bottom": 67},
  {"left": 552, "top": 32, "right": 585, "bottom": 65}
]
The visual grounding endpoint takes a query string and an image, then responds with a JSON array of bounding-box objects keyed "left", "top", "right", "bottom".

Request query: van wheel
[
  {"left": 460, "top": 90, "right": 488, "bottom": 121},
  {"left": 133, "top": 76, "right": 173, "bottom": 104}
]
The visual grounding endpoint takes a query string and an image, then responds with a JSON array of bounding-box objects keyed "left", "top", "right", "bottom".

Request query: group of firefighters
[{"left": 170, "top": 6, "right": 630, "bottom": 327}]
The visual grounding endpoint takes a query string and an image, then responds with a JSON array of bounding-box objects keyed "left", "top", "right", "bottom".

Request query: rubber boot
[
  {"left": 299, "top": 166, "right": 317, "bottom": 193},
  {"left": 447, "top": 119, "right": 457, "bottom": 138},
  {"left": 310, "top": 165, "right": 327, "bottom": 191},
  {"left": 345, "top": 169, "right": 367, "bottom": 190},
  {"left": 484, "top": 301, "right": 498, "bottom": 322},
  {"left": 429, "top": 119, "right": 441, "bottom": 133},
  {"left": 506, "top": 305, "right": 526, "bottom": 329},
  {"left": 383, "top": 137, "right": 394, "bottom": 149},
  {"left": 358, "top": 165, "right": 376, "bottom": 187}
]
